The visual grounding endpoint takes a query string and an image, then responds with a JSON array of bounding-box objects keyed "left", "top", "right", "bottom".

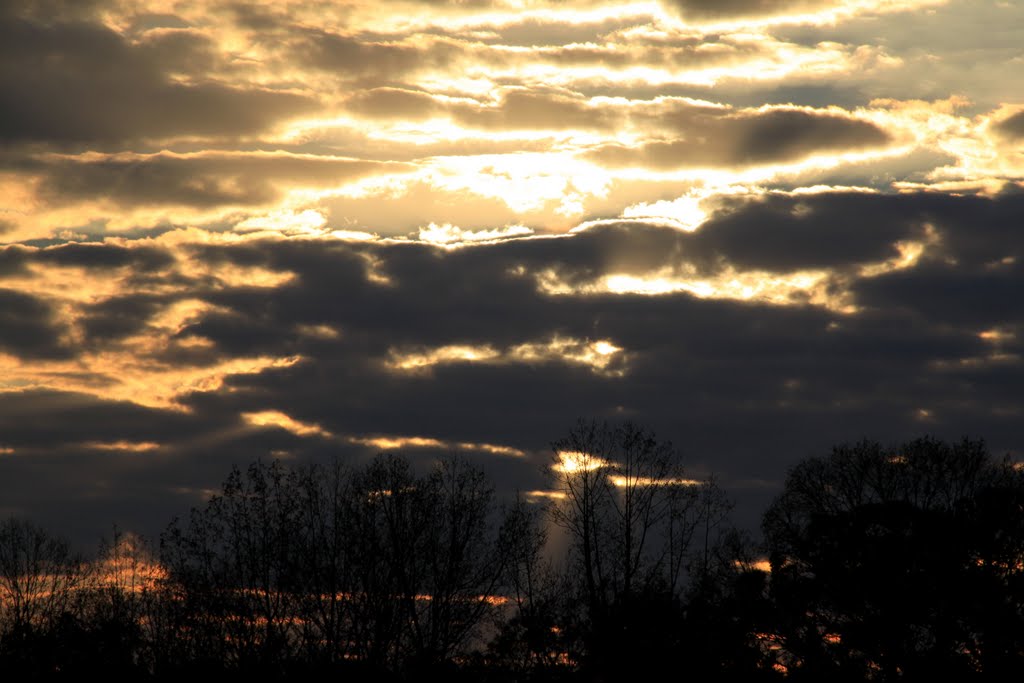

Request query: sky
[{"left": 1, "top": 0, "right": 1023, "bottom": 545}]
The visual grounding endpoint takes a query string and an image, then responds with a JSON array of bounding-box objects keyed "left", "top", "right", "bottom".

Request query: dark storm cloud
[
  {"left": 154, "top": 192, "right": 1024, "bottom": 452},
  {"left": 0, "top": 246, "right": 31, "bottom": 276},
  {"left": 0, "top": 288, "right": 70, "bottom": 358},
  {"left": 170, "top": 228, "right": 994, "bottom": 505},
  {"left": 664, "top": 0, "right": 835, "bottom": 21},
  {"left": 22, "top": 153, "right": 408, "bottom": 208},
  {"left": 32, "top": 242, "right": 175, "bottom": 271},
  {"left": 681, "top": 190, "right": 1024, "bottom": 275},
  {"left": 80, "top": 294, "right": 170, "bottom": 345},
  {"left": 0, "top": 241, "right": 174, "bottom": 284},
  {"left": 5, "top": 191, "right": 1024, "bottom": 544},
  {"left": 992, "top": 110, "right": 1024, "bottom": 140},
  {"left": 589, "top": 107, "right": 891, "bottom": 168},
  {"left": 691, "top": 192, "right": 930, "bottom": 270},
  {"left": 0, "top": 387, "right": 281, "bottom": 543},
  {"left": 172, "top": 190, "right": 1024, "bottom": 364},
  {"left": 855, "top": 263, "right": 1024, "bottom": 326},
  {"left": 0, "top": 0, "right": 108, "bottom": 22},
  {"left": 0, "top": 390, "right": 206, "bottom": 449},
  {"left": 0, "top": 16, "right": 315, "bottom": 147}
]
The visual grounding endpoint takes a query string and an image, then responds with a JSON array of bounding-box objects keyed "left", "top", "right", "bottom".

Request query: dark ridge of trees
[
  {"left": 0, "top": 426, "right": 1022, "bottom": 680},
  {"left": 763, "top": 436, "right": 1024, "bottom": 680}
]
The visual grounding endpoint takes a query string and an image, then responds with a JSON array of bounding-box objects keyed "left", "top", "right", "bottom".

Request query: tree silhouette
[
  {"left": 0, "top": 517, "right": 86, "bottom": 675},
  {"left": 160, "top": 460, "right": 304, "bottom": 674},
  {"left": 762, "top": 436, "right": 1024, "bottom": 679},
  {"left": 159, "top": 453, "right": 529, "bottom": 679},
  {"left": 546, "top": 419, "right": 731, "bottom": 679}
]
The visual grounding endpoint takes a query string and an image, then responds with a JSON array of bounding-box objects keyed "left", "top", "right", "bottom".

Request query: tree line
[{"left": 2, "top": 421, "right": 1023, "bottom": 680}]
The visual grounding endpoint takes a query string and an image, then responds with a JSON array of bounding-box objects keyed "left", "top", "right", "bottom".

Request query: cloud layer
[{"left": 0, "top": 0, "right": 1022, "bottom": 543}]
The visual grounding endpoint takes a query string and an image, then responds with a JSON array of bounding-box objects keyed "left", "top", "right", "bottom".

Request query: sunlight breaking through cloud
[{"left": 387, "top": 337, "right": 628, "bottom": 376}]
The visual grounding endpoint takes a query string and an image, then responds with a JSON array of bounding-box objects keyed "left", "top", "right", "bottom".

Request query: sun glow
[
  {"left": 0, "top": 352, "right": 302, "bottom": 411},
  {"left": 84, "top": 441, "right": 161, "bottom": 452},
  {"left": 348, "top": 435, "right": 525, "bottom": 457},
  {"left": 553, "top": 450, "right": 609, "bottom": 474},
  {"left": 243, "top": 411, "right": 334, "bottom": 439},
  {"left": 387, "top": 336, "right": 627, "bottom": 376},
  {"left": 536, "top": 265, "right": 848, "bottom": 311}
]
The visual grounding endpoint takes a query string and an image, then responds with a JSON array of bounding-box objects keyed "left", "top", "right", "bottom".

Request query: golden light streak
[
  {"left": 978, "top": 328, "right": 1015, "bottom": 344},
  {"left": 388, "top": 344, "right": 501, "bottom": 370},
  {"left": 330, "top": 229, "right": 380, "bottom": 242},
  {"left": 525, "top": 489, "right": 568, "bottom": 501},
  {"left": 93, "top": 531, "right": 167, "bottom": 592},
  {"left": 347, "top": 435, "right": 525, "bottom": 457},
  {"left": 868, "top": 98, "right": 1024, "bottom": 192},
  {"left": 425, "top": 153, "right": 613, "bottom": 216},
  {"left": 243, "top": 411, "right": 334, "bottom": 439},
  {"left": 84, "top": 441, "right": 161, "bottom": 452},
  {"left": 536, "top": 265, "right": 850, "bottom": 312},
  {"left": 387, "top": 337, "right": 627, "bottom": 376},
  {"left": 0, "top": 352, "right": 301, "bottom": 411},
  {"left": 235, "top": 209, "right": 328, "bottom": 234},
  {"left": 620, "top": 191, "right": 711, "bottom": 232},
  {"left": 857, "top": 239, "right": 928, "bottom": 277},
  {"left": 553, "top": 450, "right": 609, "bottom": 474},
  {"left": 735, "top": 558, "right": 773, "bottom": 573},
  {"left": 295, "top": 323, "right": 341, "bottom": 339},
  {"left": 608, "top": 474, "right": 701, "bottom": 487},
  {"left": 416, "top": 223, "right": 533, "bottom": 246},
  {"left": 508, "top": 337, "right": 627, "bottom": 376},
  {"left": 351, "top": 435, "right": 444, "bottom": 450}
]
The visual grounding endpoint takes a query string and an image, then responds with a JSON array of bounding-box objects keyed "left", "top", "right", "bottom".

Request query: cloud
[
  {"left": 0, "top": 288, "right": 70, "bottom": 358},
  {"left": 293, "top": 27, "right": 465, "bottom": 79},
  {"left": 450, "top": 89, "right": 625, "bottom": 131},
  {"left": 1, "top": 0, "right": 1022, "bottom": 549},
  {"left": 660, "top": 0, "right": 946, "bottom": 24},
  {"left": 589, "top": 105, "right": 892, "bottom": 169},
  {"left": 0, "top": 188, "right": 1022, "bottom": 543},
  {"left": 689, "top": 191, "right": 930, "bottom": 270},
  {"left": 20, "top": 152, "right": 411, "bottom": 209},
  {"left": 992, "top": 109, "right": 1024, "bottom": 140},
  {"left": 0, "top": 16, "right": 315, "bottom": 147},
  {"left": 664, "top": 0, "right": 836, "bottom": 21}
]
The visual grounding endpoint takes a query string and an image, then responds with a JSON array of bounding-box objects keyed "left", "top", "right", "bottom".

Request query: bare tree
[
  {"left": 548, "top": 420, "right": 715, "bottom": 610},
  {"left": 0, "top": 517, "right": 86, "bottom": 669},
  {"left": 159, "top": 453, "right": 523, "bottom": 676},
  {"left": 345, "top": 454, "right": 511, "bottom": 671},
  {"left": 160, "top": 460, "right": 303, "bottom": 672},
  {"left": 546, "top": 419, "right": 731, "bottom": 677},
  {"left": 762, "top": 437, "right": 1024, "bottom": 680}
]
